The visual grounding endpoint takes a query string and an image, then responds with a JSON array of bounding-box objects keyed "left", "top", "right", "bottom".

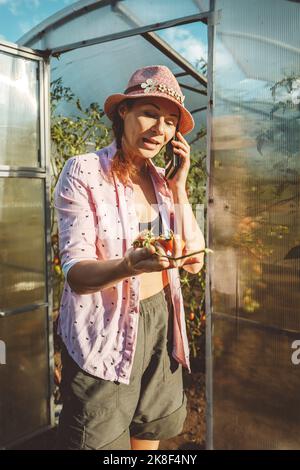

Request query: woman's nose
[{"left": 152, "top": 118, "right": 165, "bottom": 135}]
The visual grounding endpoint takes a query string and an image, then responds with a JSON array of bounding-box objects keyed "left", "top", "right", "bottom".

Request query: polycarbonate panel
[
  {"left": 0, "top": 178, "right": 46, "bottom": 311},
  {"left": 213, "top": 316, "right": 300, "bottom": 450},
  {"left": 215, "top": 0, "right": 300, "bottom": 84},
  {"left": 210, "top": 0, "right": 300, "bottom": 449},
  {"left": 19, "top": 0, "right": 209, "bottom": 50},
  {"left": 124, "top": 0, "right": 209, "bottom": 21},
  {"left": 0, "top": 52, "right": 39, "bottom": 167},
  {"left": 0, "top": 307, "right": 49, "bottom": 447}
]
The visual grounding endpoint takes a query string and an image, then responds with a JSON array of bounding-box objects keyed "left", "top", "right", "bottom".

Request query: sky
[
  {"left": 0, "top": 0, "right": 207, "bottom": 70},
  {"left": 0, "top": 0, "right": 76, "bottom": 43}
]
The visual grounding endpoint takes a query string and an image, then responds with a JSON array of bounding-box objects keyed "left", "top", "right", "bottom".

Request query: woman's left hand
[{"left": 165, "top": 131, "right": 190, "bottom": 192}]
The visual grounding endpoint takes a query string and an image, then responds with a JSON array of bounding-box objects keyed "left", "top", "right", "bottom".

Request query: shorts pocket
[{"left": 71, "top": 369, "right": 119, "bottom": 413}]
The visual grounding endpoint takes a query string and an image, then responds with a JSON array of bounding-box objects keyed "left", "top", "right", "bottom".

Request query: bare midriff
[
  {"left": 131, "top": 173, "right": 170, "bottom": 300},
  {"left": 138, "top": 269, "right": 169, "bottom": 300}
]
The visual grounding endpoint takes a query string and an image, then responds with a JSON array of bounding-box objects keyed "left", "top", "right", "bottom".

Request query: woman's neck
[
  {"left": 121, "top": 138, "right": 149, "bottom": 174},
  {"left": 130, "top": 167, "right": 151, "bottom": 185}
]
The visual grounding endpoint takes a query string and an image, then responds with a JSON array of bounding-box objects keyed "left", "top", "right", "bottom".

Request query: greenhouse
[{"left": 0, "top": 0, "right": 300, "bottom": 450}]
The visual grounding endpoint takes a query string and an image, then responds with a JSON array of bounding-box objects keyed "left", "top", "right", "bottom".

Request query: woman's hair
[{"left": 110, "top": 98, "right": 149, "bottom": 185}]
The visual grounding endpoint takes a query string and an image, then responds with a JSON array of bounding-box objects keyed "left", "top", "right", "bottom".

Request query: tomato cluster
[{"left": 132, "top": 228, "right": 185, "bottom": 256}]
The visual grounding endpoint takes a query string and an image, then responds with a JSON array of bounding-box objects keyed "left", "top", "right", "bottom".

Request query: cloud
[
  {"left": 3, "top": 0, "right": 40, "bottom": 16},
  {"left": 159, "top": 27, "right": 207, "bottom": 69}
]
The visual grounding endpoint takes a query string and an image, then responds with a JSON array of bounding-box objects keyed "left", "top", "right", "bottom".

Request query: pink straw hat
[{"left": 104, "top": 65, "right": 195, "bottom": 135}]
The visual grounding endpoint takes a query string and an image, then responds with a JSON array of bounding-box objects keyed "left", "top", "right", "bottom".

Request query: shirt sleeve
[
  {"left": 61, "top": 258, "right": 91, "bottom": 279},
  {"left": 54, "top": 156, "right": 99, "bottom": 275}
]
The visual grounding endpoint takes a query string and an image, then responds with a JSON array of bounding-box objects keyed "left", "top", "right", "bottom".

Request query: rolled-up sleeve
[{"left": 54, "top": 156, "right": 98, "bottom": 275}]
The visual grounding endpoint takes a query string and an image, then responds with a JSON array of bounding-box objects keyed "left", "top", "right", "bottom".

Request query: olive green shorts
[{"left": 55, "top": 283, "right": 187, "bottom": 450}]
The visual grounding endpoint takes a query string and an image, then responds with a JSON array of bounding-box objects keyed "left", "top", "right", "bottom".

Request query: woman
[{"left": 54, "top": 65, "right": 205, "bottom": 450}]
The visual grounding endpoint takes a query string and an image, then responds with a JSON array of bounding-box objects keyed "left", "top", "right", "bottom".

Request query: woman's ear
[{"left": 118, "top": 102, "right": 128, "bottom": 120}]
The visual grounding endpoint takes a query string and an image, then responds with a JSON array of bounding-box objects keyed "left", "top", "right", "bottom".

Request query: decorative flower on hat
[
  {"left": 141, "top": 78, "right": 157, "bottom": 93},
  {"left": 140, "top": 78, "right": 185, "bottom": 105}
]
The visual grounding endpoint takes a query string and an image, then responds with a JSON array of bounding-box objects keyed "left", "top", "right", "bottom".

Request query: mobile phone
[{"left": 164, "top": 129, "right": 181, "bottom": 179}]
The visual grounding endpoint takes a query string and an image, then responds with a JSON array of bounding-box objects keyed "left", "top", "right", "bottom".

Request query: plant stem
[{"left": 153, "top": 248, "right": 210, "bottom": 261}]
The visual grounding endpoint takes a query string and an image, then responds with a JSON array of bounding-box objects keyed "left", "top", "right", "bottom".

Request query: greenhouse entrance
[{"left": 0, "top": 1, "right": 209, "bottom": 449}]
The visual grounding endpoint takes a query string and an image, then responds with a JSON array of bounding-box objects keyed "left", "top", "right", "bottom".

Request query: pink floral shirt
[{"left": 54, "top": 140, "right": 191, "bottom": 385}]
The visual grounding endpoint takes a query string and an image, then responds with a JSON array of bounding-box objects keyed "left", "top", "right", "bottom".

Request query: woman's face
[{"left": 118, "top": 96, "right": 180, "bottom": 165}]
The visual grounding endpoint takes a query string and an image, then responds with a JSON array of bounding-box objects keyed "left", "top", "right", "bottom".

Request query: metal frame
[
  {"left": 191, "top": 106, "right": 208, "bottom": 114},
  {"left": 0, "top": 169, "right": 46, "bottom": 177},
  {"left": 205, "top": 0, "right": 217, "bottom": 452},
  {"left": 0, "top": 302, "right": 49, "bottom": 318},
  {"left": 178, "top": 83, "right": 207, "bottom": 95},
  {"left": 34, "top": 12, "right": 210, "bottom": 57},
  {"left": 0, "top": 39, "right": 45, "bottom": 60},
  {"left": 0, "top": 39, "right": 54, "bottom": 448},
  {"left": 43, "top": 53, "right": 56, "bottom": 445}
]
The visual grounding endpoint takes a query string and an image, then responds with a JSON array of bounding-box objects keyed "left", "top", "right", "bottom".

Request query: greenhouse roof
[{"left": 18, "top": 0, "right": 209, "bottom": 147}]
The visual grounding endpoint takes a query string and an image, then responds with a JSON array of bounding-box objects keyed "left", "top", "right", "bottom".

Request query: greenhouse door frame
[
  {"left": 37, "top": 3, "right": 215, "bottom": 449},
  {"left": 0, "top": 39, "right": 54, "bottom": 448},
  {"left": 205, "top": 0, "right": 216, "bottom": 451},
  {"left": 10, "top": 0, "right": 219, "bottom": 449}
]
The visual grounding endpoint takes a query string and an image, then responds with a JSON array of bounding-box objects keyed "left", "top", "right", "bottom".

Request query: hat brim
[{"left": 104, "top": 92, "right": 195, "bottom": 135}]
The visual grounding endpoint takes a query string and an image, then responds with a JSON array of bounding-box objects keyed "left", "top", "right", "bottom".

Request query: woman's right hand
[
  {"left": 123, "top": 235, "right": 189, "bottom": 274},
  {"left": 123, "top": 244, "right": 170, "bottom": 274}
]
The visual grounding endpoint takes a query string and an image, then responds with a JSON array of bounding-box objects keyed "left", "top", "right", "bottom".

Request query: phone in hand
[{"left": 164, "top": 128, "right": 181, "bottom": 179}]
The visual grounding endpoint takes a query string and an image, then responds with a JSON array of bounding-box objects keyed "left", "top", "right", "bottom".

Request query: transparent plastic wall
[{"left": 209, "top": 0, "right": 300, "bottom": 449}]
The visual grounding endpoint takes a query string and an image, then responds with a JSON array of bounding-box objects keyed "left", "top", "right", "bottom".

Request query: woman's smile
[{"left": 141, "top": 137, "right": 161, "bottom": 149}]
